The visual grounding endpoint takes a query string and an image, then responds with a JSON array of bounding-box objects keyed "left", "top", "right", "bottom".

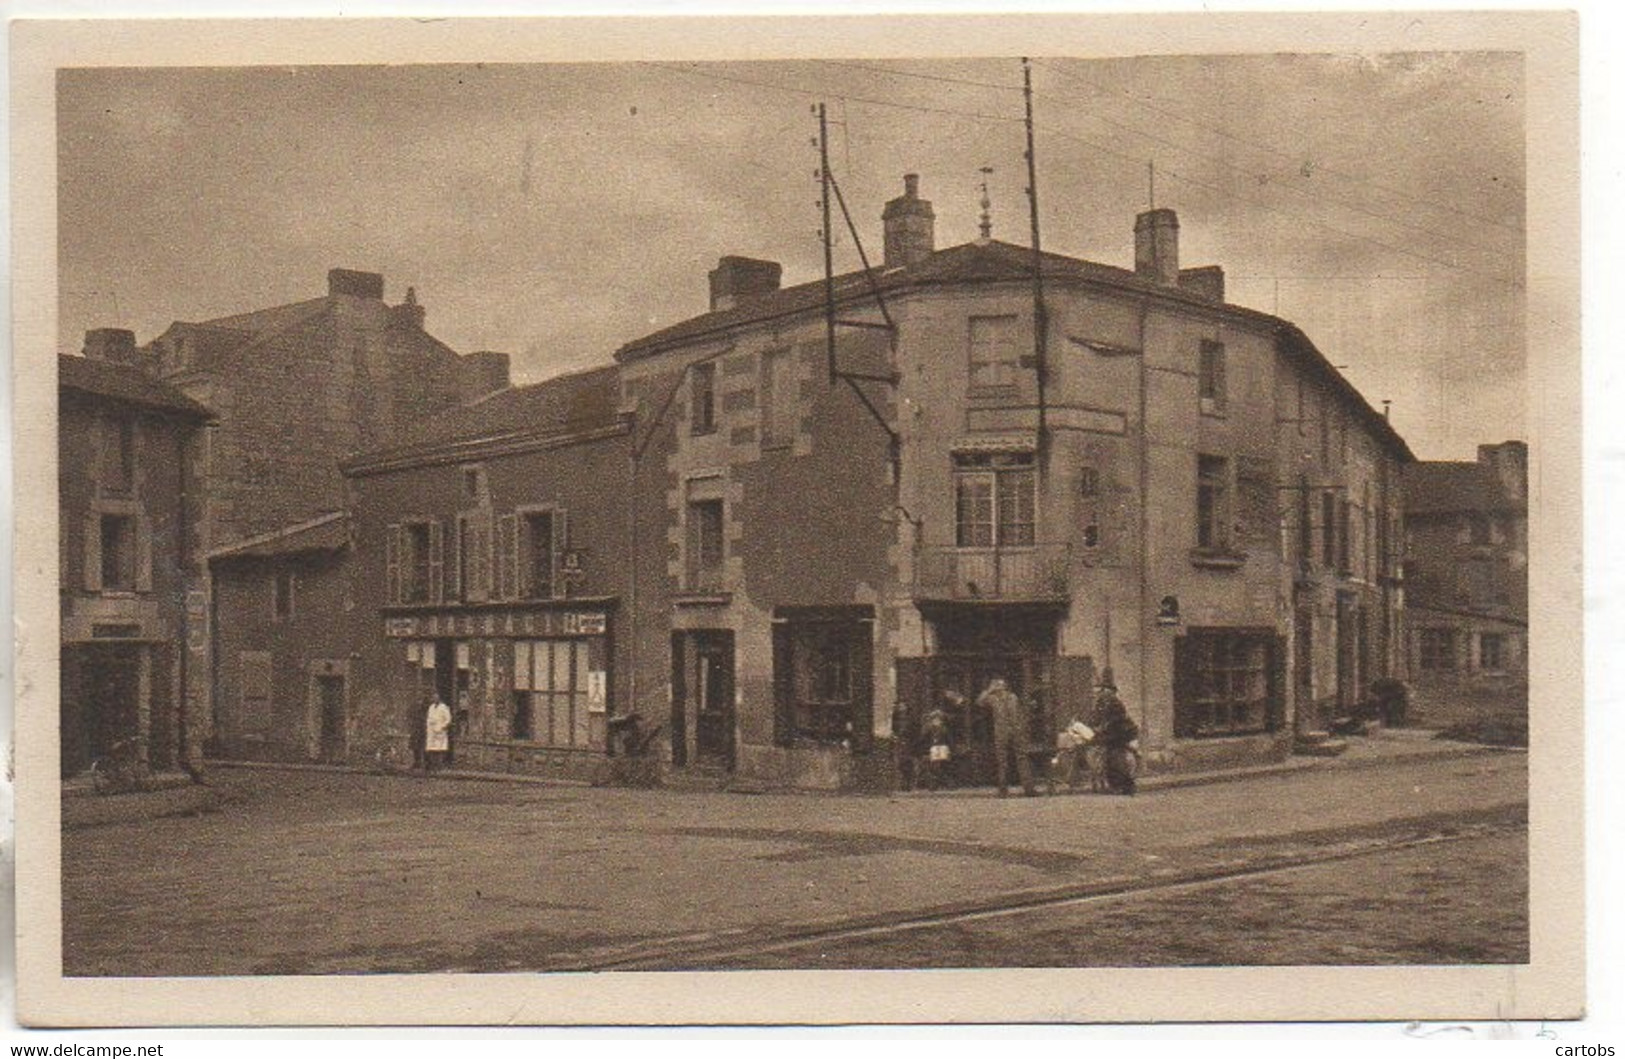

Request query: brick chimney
[
  {"left": 82, "top": 328, "right": 140, "bottom": 365},
  {"left": 459, "top": 351, "right": 512, "bottom": 403},
  {"left": 1134, "top": 208, "right": 1180, "bottom": 286},
  {"left": 1478, "top": 440, "right": 1528, "bottom": 503},
  {"left": 1178, "top": 266, "right": 1225, "bottom": 303},
  {"left": 708, "top": 256, "right": 782, "bottom": 312},
  {"left": 327, "top": 268, "right": 385, "bottom": 300},
  {"left": 389, "top": 285, "right": 427, "bottom": 330},
  {"left": 882, "top": 173, "right": 935, "bottom": 268}
]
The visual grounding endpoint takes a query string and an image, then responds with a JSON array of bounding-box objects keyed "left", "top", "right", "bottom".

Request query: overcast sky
[{"left": 57, "top": 53, "right": 1524, "bottom": 461}]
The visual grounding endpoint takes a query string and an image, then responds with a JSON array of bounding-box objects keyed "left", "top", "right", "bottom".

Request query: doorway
[
  {"left": 315, "top": 673, "right": 347, "bottom": 763},
  {"left": 61, "top": 643, "right": 144, "bottom": 777},
  {"left": 672, "top": 630, "right": 735, "bottom": 770}
]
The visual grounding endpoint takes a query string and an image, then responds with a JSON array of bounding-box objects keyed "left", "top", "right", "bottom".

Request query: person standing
[
  {"left": 1092, "top": 670, "right": 1140, "bottom": 795},
  {"left": 978, "top": 677, "right": 1035, "bottom": 798},
  {"left": 424, "top": 695, "right": 453, "bottom": 774}
]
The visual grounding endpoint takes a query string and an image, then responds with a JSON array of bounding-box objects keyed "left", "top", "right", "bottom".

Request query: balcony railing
[{"left": 913, "top": 543, "right": 1072, "bottom": 603}]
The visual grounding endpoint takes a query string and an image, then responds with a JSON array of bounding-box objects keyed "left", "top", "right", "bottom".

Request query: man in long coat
[{"left": 978, "top": 677, "right": 1035, "bottom": 797}]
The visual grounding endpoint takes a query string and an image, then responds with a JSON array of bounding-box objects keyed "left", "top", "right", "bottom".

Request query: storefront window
[{"left": 1175, "top": 630, "right": 1280, "bottom": 738}]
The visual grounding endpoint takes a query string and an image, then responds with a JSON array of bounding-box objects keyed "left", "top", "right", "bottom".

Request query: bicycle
[{"left": 89, "top": 736, "right": 148, "bottom": 795}]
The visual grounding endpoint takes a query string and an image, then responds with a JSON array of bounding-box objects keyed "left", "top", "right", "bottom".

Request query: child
[
  {"left": 1050, "top": 718, "right": 1095, "bottom": 793},
  {"left": 918, "top": 707, "right": 953, "bottom": 791}
]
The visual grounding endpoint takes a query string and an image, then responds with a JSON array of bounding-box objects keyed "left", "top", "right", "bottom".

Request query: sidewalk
[{"left": 199, "top": 725, "right": 1517, "bottom": 803}]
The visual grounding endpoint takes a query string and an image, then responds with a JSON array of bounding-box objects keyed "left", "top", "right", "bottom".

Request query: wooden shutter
[
  {"left": 1171, "top": 634, "right": 1195, "bottom": 739},
  {"left": 553, "top": 508, "right": 570, "bottom": 596},
  {"left": 771, "top": 623, "right": 794, "bottom": 747},
  {"left": 385, "top": 523, "right": 402, "bottom": 604},
  {"left": 84, "top": 513, "right": 103, "bottom": 592},
  {"left": 447, "top": 518, "right": 464, "bottom": 601},
  {"left": 476, "top": 517, "right": 493, "bottom": 601},
  {"left": 848, "top": 623, "right": 874, "bottom": 753},
  {"left": 427, "top": 521, "right": 444, "bottom": 603},
  {"left": 1266, "top": 635, "right": 1288, "bottom": 732},
  {"left": 496, "top": 514, "right": 517, "bottom": 600},
  {"left": 515, "top": 514, "right": 533, "bottom": 599},
  {"left": 134, "top": 514, "right": 154, "bottom": 592}
]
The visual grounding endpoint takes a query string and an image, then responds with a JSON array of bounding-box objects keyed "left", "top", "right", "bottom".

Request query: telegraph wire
[
  {"left": 1029, "top": 57, "right": 1525, "bottom": 225},
  {"left": 645, "top": 58, "right": 1525, "bottom": 290}
]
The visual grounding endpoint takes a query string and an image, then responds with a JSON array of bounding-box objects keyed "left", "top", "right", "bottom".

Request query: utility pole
[
  {"left": 1023, "top": 57, "right": 1049, "bottom": 466},
  {"left": 818, "top": 103, "right": 837, "bottom": 386}
]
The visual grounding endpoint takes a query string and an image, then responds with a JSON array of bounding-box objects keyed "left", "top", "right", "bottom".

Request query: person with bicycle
[{"left": 1092, "top": 669, "right": 1140, "bottom": 796}]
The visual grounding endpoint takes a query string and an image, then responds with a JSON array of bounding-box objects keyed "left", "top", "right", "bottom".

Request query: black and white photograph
[{"left": 10, "top": 10, "right": 1586, "bottom": 1029}]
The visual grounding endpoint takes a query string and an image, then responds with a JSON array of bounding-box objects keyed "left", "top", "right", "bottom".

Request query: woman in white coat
[{"left": 424, "top": 697, "right": 453, "bottom": 773}]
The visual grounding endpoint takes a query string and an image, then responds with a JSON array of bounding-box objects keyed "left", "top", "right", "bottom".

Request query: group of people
[{"left": 915, "top": 669, "right": 1140, "bottom": 798}]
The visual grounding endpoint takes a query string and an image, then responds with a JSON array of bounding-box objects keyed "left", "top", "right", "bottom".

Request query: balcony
[{"left": 913, "top": 543, "right": 1072, "bottom": 603}]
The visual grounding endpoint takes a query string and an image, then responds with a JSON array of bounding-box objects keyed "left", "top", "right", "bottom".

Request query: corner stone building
[
  {"left": 89, "top": 269, "right": 510, "bottom": 751},
  {"left": 59, "top": 351, "right": 211, "bottom": 776}
]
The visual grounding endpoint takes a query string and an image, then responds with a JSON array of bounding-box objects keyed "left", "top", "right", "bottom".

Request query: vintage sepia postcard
[{"left": 10, "top": 10, "right": 1583, "bottom": 1027}]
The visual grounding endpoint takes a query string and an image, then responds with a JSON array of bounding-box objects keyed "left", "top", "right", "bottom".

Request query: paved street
[{"left": 62, "top": 749, "right": 1527, "bottom": 976}]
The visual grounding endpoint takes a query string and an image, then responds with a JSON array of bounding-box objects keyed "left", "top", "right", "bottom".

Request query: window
[
  {"left": 690, "top": 361, "right": 717, "bottom": 436},
  {"left": 99, "top": 415, "right": 135, "bottom": 494},
  {"left": 687, "top": 498, "right": 726, "bottom": 591},
  {"left": 1321, "top": 491, "right": 1338, "bottom": 569},
  {"left": 1196, "top": 454, "right": 1230, "bottom": 551},
  {"left": 968, "top": 315, "right": 1021, "bottom": 392},
  {"left": 522, "top": 511, "right": 556, "bottom": 600},
  {"left": 760, "top": 347, "right": 796, "bottom": 448},
  {"left": 456, "top": 514, "right": 493, "bottom": 602},
  {"left": 273, "top": 570, "right": 294, "bottom": 620},
  {"left": 1337, "top": 499, "right": 1353, "bottom": 575},
  {"left": 1419, "top": 628, "right": 1456, "bottom": 671},
  {"left": 388, "top": 521, "right": 442, "bottom": 604},
  {"left": 100, "top": 513, "right": 137, "bottom": 591},
  {"left": 512, "top": 639, "right": 594, "bottom": 747},
  {"left": 775, "top": 617, "right": 871, "bottom": 746},
  {"left": 1175, "top": 630, "right": 1279, "bottom": 738},
  {"left": 954, "top": 452, "right": 1035, "bottom": 548},
  {"left": 1479, "top": 633, "right": 1506, "bottom": 672},
  {"left": 1199, "top": 340, "right": 1227, "bottom": 414}
]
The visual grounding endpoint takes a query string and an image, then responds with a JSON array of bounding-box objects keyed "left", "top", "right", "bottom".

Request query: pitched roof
[
  {"left": 1404, "top": 461, "right": 1524, "bottom": 515},
  {"left": 58, "top": 354, "right": 213, "bottom": 419},
  {"left": 343, "top": 364, "right": 623, "bottom": 473},
  {"left": 208, "top": 512, "right": 350, "bottom": 562},
  {"left": 616, "top": 237, "right": 1414, "bottom": 462},
  {"left": 190, "top": 296, "right": 331, "bottom": 336}
]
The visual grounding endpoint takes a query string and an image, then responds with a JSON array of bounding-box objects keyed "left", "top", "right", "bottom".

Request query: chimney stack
[
  {"left": 882, "top": 173, "right": 935, "bottom": 267},
  {"left": 708, "top": 256, "right": 782, "bottom": 312},
  {"left": 389, "top": 285, "right": 427, "bottom": 330},
  {"left": 459, "top": 351, "right": 512, "bottom": 403},
  {"left": 327, "top": 268, "right": 385, "bottom": 300},
  {"left": 1178, "top": 265, "right": 1225, "bottom": 303},
  {"left": 1134, "top": 208, "right": 1180, "bottom": 286},
  {"left": 82, "top": 328, "right": 140, "bottom": 366}
]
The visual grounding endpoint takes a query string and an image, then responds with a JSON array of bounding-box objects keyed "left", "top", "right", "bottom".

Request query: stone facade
[{"left": 58, "top": 350, "right": 210, "bottom": 777}]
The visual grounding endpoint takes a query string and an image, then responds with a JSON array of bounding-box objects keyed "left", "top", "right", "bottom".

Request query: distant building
[
  {"left": 82, "top": 269, "right": 510, "bottom": 748},
  {"left": 58, "top": 348, "right": 211, "bottom": 777},
  {"left": 1402, "top": 441, "right": 1528, "bottom": 725}
]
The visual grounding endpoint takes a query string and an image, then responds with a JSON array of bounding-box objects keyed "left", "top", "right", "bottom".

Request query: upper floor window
[
  {"left": 1199, "top": 340, "right": 1227, "bottom": 414},
  {"left": 690, "top": 361, "right": 717, "bottom": 436},
  {"left": 1419, "top": 628, "right": 1456, "bottom": 671},
  {"left": 968, "top": 315, "right": 1021, "bottom": 393},
  {"left": 760, "top": 348, "right": 797, "bottom": 449},
  {"left": 387, "top": 520, "right": 443, "bottom": 605},
  {"left": 523, "top": 510, "right": 557, "bottom": 600},
  {"left": 100, "top": 513, "right": 137, "bottom": 592},
  {"left": 687, "top": 498, "right": 726, "bottom": 591},
  {"left": 273, "top": 569, "right": 295, "bottom": 620},
  {"left": 1479, "top": 632, "right": 1506, "bottom": 672},
  {"left": 98, "top": 415, "right": 135, "bottom": 494},
  {"left": 954, "top": 451, "right": 1035, "bottom": 548},
  {"left": 1196, "top": 454, "right": 1231, "bottom": 551}
]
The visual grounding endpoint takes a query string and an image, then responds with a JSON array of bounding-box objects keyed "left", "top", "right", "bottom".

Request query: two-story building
[
  {"left": 1402, "top": 441, "right": 1528, "bottom": 725},
  {"left": 615, "top": 175, "right": 1414, "bottom": 789},
  {"left": 59, "top": 344, "right": 211, "bottom": 777}
]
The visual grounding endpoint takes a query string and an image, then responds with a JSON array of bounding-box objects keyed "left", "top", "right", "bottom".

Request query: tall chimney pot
[
  {"left": 708, "top": 256, "right": 782, "bottom": 313},
  {"left": 1134, "top": 208, "right": 1180, "bottom": 286},
  {"left": 882, "top": 173, "right": 935, "bottom": 268},
  {"left": 82, "top": 328, "right": 140, "bottom": 366}
]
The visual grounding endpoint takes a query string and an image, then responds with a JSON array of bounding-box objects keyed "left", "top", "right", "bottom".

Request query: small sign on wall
[{"left": 587, "top": 670, "right": 607, "bottom": 712}]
